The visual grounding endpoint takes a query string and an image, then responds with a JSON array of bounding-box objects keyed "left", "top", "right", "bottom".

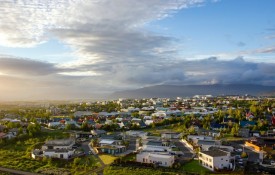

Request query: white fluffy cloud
[{"left": 0, "top": 0, "right": 274, "bottom": 100}]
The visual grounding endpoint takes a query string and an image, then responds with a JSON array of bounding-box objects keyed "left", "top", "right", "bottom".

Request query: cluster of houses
[
  {"left": 1, "top": 95, "right": 275, "bottom": 173},
  {"left": 0, "top": 118, "right": 26, "bottom": 140},
  {"left": 32, "top": 139, "right": 76, "bottom": 159}
]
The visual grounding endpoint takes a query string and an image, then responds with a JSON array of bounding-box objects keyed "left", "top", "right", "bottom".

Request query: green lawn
[
  {"left": 99, "top": 154, "right": 118, "bottom": 165},
  {"left": 181, "top": 160, "right": 210, "bottom": 174},
  {"left": 0, "top": 130, "right": 99, "bottom": 174},
  {"left": 223, "top": 134, "right": 244, "bottom": 141},
  {"left": 104, "top": 166, "right": 182, "bottom": 175},
  {"left": 120, "top": 153, "right": 136, "bottom": 161}
]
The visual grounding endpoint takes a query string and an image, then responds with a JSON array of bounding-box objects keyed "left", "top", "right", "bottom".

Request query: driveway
[{"left": 173, "top": 139, "right": 194, "bottom": 159}]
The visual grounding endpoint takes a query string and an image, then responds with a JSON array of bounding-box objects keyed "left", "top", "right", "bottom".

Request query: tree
[
  {"left": 81, "top": 122, "right": 90, "bottom": 132},
  {"left": 188, "top": 126, "right": 195, "bottom": 134},
  {"left": 73, "top": 157, "right": 81, "bottom": 168},
  {"left": 27, "top": 123, "right": 41, "bottom": 136},
  {"left": 65, "top": 124, "right": 76, "bottom": 130},
  {"left": 18, "top": 127, "right": 23, "bottom": 135},
  {"left": 91, "top": 138, "right": 99, "bottom": 147},
  {"left": 241, "top": 152, "right": 248, "bottom": 158}
]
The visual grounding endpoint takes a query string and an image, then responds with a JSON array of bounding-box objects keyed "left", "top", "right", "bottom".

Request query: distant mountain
[{"left": 110, "top": 84, "right": 275, "bottom": 99}]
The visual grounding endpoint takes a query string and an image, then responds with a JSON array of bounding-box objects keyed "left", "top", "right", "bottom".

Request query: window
[{"left": 209, "top": 159, "right": 212, "bottom": 162}]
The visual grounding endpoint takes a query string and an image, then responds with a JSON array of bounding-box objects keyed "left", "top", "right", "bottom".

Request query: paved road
[
  {"left": 229, "top": 141, "right": 259, "bottom": 162},
  {"left": 0, "top": 167, "right": 41, "bottom": 175},
  {"left": 82, "top": 141, "right": 106, "bottom": 175},
  {"left": 173, "top": 139, "right": 194, "bottom": 159},
  {"left": 128, "top": 137, "right": 139, "bottom": 151},
  {"left": 81, "top": 141, "right": 92, "bottom": 155}
]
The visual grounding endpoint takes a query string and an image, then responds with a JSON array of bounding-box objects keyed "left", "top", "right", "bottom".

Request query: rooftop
[
  {"left": 44, "top": 139, "right": 74, "bottom": 146},
  {"left": 200, "top": 149, "right": 228, "bottom": 157}
]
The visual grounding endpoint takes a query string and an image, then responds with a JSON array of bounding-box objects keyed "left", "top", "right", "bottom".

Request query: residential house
[
  {"left": 144, "top": 120, "right": 154, "bottom": 126},
  {"left": 98, "top": 145, "right": 126, "bottom": 155},
  {"left": 42, "top": 139, "right": 75, "bottom": 150},
  {"left": 43, "top": 149, "right": 75, "bottom": 159},
  {"left": 238, "top": 128, "right": 250, "bottom": 138},
  {"left": 142, "top": 140, "right": 171, "bottom": 152},
  {"left": 91, "top": 129, "right": 107, "bottom": 137},
  {"left": 136, "top": 152, "right": 174, "bottom": 167},
  {"left": 199, "top": 149, "right": 232, "bottom": 171},
  {"left": 5, "top": 128, "right": 18, "bottom": 139},
  {"left": 161, "top": 132, "right": 181, "bottom": 140},
  {"left": 126, "top": 130, "right": 148, "bottom": 138},
  {"left": 0, "top": 124, "right": 5, "bottom": 132},
  {"left": 0, "top": 132, "right": 7, "bottom": 139},
  {"left": 199, "top": 129, "right": 221, "bottom": 138},
  {"left": 240, "top": 121, "right": 256, "bottom": 128},
  {"left": 210, "top": 123, "right": 227, "bottom": 130},
  {"left": 197, "top": 140, "right": 221, "bottom": 151},
  {"left": 32, "top": 139, "right": 75, "bottom": 159},
  {"left": 97, "top": 139, "right": 126, "bottom": 155}
]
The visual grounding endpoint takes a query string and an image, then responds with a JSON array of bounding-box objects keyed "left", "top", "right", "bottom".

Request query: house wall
[
  {"left": 161, "top": 133, "right": 180, "bottom": 139},
  {"left": 136, "top": 153, "right": 174, "bottom": 167},
  {"left": 199, "top": 153, "right": 230, "bottom": 171},
  {"left": 199, "top": 154, "right": 214, "bottom": 171},
  {"left": 99, "top": 146, "right": 126, "bottom": 155},
  {"left": 213, "top": 156, "right": 230, "bottom": 170},
  {"left": 245, "top": 141, "right": 261, "bottom": 151},
  {"left": 44, "top": 150, "right": 74, "bottom": 159},
  {"left": 42, "top": 141, "right": 74, "bottom": 151}
]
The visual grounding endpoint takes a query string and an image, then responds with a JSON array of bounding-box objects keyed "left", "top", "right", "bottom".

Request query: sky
[{"left": 0, "top": 0, "right": 275, "bottom": 101}]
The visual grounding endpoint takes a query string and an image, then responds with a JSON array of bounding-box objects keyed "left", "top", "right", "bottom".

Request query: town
[{"left": 0, "top": 95, "right": 275, "bottom": 175}]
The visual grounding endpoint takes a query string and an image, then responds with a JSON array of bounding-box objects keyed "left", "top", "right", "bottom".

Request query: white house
[
  {"left": 144, "top": 120, "right": 154, "bottom": 126},
  {"left": 48, "top": 121, "right": 61, "bottom": 128},
  {"left": 161, "top": 132, "right": 181, "bottom": 139},
  {"left": 42, "top": 139, "right": 75, "bottom": 150},
  {"left": 43, "top": 149, "right": 74, "bottom": 159},
  {"left": 126, "top": 130, "right": 148, "bottom": 138},
  {"left": 32, "top": 139, "right": 76, "bottom": 160},
  {"left": 199, "top": 149, "right": 232, "bottom": 171},
  {"left": 136, "top": 152, "right": 174, "bottom": 167}
]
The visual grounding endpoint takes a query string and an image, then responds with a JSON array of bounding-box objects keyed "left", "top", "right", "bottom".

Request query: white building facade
[
  {"left": 199, "top": 149, "right": 232, "bottom": 171},
  {"left": 136, "top": 152, "right": 174, "bottom": 167}
]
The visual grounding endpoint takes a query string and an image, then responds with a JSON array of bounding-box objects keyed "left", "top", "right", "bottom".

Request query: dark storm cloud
[{"left": 0, "top": 56, "right": 60, "bottom": 76}]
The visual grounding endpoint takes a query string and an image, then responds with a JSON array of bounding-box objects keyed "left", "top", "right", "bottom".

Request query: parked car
[
  {"left": 235, "top": 155, "right": 241, "bottom": 159},
  {"left": 235, "top": 148, "right": 243, "bottom": 152}
]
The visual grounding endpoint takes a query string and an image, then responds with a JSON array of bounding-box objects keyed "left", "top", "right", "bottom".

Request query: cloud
[
  {"left": 0, "top": 55, "right": 274, "bottom": 101},
  {"left": 1, "top": 0, "right": 274, "bottom": 101},
  {"left": 0, "top": 0, "right": 71, "bottom": 47},
  {"left": 237, "top": 41, "right": 246, "bottom": 47},
  {"left": 254, "top": 47, "right": 275, "bottom": 54},
  {"left": 0, "top": 55, "right": 60, "bottom": 76}
]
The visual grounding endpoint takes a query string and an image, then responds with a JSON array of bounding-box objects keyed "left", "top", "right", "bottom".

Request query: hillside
[{"left": 110, "top": 84, "right": 275, "bottom": 99}]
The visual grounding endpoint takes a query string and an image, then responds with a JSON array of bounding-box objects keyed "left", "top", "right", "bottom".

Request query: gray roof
[
  {"left": 44, "top": 139, "right": 74, "bottom": 146},
  {"left": 44, "top": 149, "right": 74, "bottom": 153},
  {"left": 201, "top": 149, "right": 228, "bottom": 157},
  {"left": 146, "top": 140, "right": 163, "bottom": 146},
  {"left": 197, "top": 140, "right": 216, "bottom": 146}
]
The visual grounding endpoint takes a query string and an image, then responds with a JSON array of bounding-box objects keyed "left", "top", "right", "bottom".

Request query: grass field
[
  {"left": 99, "top": 154, "right": 118, "bottom": 165},
  {"left": 0, "top": 130, "right": 99, "bottom": 174},
  {"left": 181, "top": 160, "right": 210, "bottom": 174}
]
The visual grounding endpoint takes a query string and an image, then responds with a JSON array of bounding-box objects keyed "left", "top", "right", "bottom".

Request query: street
[{"left": 173, "top": 139, "right": 195, "bottom": 160}]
